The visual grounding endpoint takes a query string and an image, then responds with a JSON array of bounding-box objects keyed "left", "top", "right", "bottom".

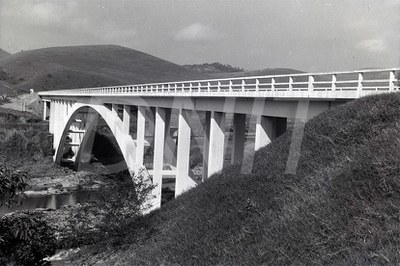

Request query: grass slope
[
  {"left": 76, "top": 92, "right": 400, "bottom": 265},
  {"left": 0, "top": 45, "right": 209, "bottom": 94}
]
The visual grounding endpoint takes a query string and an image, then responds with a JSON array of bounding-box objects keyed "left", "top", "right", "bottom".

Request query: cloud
[
  {"left": 356, "top": 39, "right": 386, "bottom": 53},
  {"left": 175, "top": 23, "right": 219, "bottom": 41}
]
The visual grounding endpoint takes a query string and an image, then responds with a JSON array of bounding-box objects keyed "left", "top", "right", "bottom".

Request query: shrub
[
  {"left": 0, "top": 212, "right": 57, "bottom": 265},
  {"left": 61, "top": 171, "right": 155, "bottom": 248},
  {"left": 0, "top": 164, "right": 29, "bottom": 207}
]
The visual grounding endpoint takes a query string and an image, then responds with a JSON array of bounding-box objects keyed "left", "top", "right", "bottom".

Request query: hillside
[
  {"left": 0, "top": 45, "right": 304, "bottom": 97},
  {"left": 0, "top": 49, "right": 10, "bottom": 61},
  {"left": 0, "top": 45, "right": 212, "bottom": 95},
  {"left": 74, "top": 92, "right": 400, "bottom": 265}
]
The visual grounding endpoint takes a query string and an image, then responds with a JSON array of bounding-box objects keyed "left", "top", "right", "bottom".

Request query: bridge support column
[
  {"left": 255, "top": 116, "right": 287, "bottom": 151},
  {"left": 152, "top": 107, "right": 171, "bottom": 209},
  {"left": 123, "top": 105, "right": 130, "bottom": 135},
  {"left": 53, "top": 100, "right": 61, "bottom": 150},
  {"left": 202, "top": 111, "right": 211, "bottom": 180},
  {"left": 135, "top": 106, "right": 146, "bottom": 172},
  {"left": 42, "top": 101, "right": 48, "bottom": 121},
  {"left": 49, "top": 100, "right": 55, "bottom": 134},
  {"left": 207, "top": 111, "right": 226, "bottom": 177},
  {"left": 231, "top": 113, "right": 246, "bottom": 164},
  {"left": 112, "top": 104, "right": 119, "bottom": 117},
  {"left": 175, "top": 109, "right": 197, "bottom": 196}
]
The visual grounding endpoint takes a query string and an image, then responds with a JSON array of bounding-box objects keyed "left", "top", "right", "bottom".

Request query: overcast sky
[{"left": 0, "top": 0, "right": 399, "bottom": 72}]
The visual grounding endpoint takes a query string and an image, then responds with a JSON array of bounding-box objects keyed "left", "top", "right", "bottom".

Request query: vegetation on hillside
[
  {"left": 184, "top": 62, "right": 245, "bottom": 73},
  {"left": 72, "top": 92, "right": 400, "bottom": 265},
  {"left": 0, "top": 45, "right": 214, "bottom": 94}
]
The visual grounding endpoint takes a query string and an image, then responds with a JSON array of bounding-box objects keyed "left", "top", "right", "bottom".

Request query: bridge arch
[{"left": 54, "top": 103, "right": 137, "bottom": 173}]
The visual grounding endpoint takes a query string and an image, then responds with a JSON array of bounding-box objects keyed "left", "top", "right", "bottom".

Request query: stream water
[{"left": 0, "top": 190, "right": 96, "bottom": 216}]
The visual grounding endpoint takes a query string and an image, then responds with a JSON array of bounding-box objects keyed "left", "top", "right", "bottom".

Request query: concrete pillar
[
  {"left": 112, "top": 104, "right": 119, "bottom": 117},
  {"left": 123, "top": 105, "right": 131, "bottom": 135},
  {"left": 135, "top": 106, "right": 146, "bottom": 172},
  {"left": 231, "top": 113, "right": 246, "bottom": 164},
  {"left": 207, "top": 111, "right": 226, "bottom": 177},
  {"left": 202, "top": 111, "right": 211, "bottom": 180},
  {"left": 255, "top": 115, "right": 274, "bottom": 151},
  {"left": 53, "top": 100, "right": 60, "bottom": 150},
  {"left": 255, "top": 116, "right": 287, "bottom": 151},
  {"left": 175, "top": 109, "right": 197, "bottom": 196},
  {"left": 49, "top": 101, "right": 55, "bottom": 134},
  {"left": 152, "top": 107, "right": 170, "bottom": 209},
  {"left": 42, "top": 101, "right": 47, "bottom": 121}
]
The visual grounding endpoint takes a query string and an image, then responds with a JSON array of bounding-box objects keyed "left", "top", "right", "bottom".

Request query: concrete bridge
[{"left": 38, "top": 68, "right": 399, "bottom": 208}]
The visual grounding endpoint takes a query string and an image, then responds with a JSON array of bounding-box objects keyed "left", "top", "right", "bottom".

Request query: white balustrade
[{"left": 38, "top": 68, "right": 399, "bottom": 99}]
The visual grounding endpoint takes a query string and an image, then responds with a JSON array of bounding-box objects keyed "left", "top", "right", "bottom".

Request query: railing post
[
  {"left": 229, "top": 80, "right": 233, "bottom": 92},
  {"left": 198, "top": 82, "right": 201, "bottom": 93},
  {"left": 242, "top": 80, "right": 245, "bottom": 92},
  {"left": 255, "top": 78, "right": 259, "bottom": 92},
  {"left": 217, "top": 81, "right": 221, "bottom": 93},
  {"left": 271, "top": 78, "right": 275, "bottom": 91},
  {"left": 357, "top": 72, "right": 363, "bottom": 97},
  {"left": 331, "top": 74, "right": 337, "bottom": 91},
  {"left": 308, "top": 75, "right": 314, "bottom": 90},
  {"left": 288, "top": 77, "right": 293, "bottom": 91},
  {"left": 389, "top": 71, "right": 395, "bottom": 91},
  {"left": 175, "top": 84, "right": 177, "bottom": 93},
  {"left": 207, "top": 82, "right": 211, "bottom": 93},
  {"left": 189, "top": 83, "right": 193, "bottom": 94}
]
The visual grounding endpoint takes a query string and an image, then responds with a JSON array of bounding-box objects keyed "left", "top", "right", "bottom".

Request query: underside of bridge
[{"left": 42, "top": 96, "right": 335, "bottom": 210}]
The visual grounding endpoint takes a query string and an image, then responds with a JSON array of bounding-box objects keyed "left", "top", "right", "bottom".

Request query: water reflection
[{"left": 0, "top": 191, "right": 95, "bottom": 216}]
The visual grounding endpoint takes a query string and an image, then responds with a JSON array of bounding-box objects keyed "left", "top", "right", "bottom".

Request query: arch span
[{"left": 54, "top": 103, "right": 137, "bottom": 173}]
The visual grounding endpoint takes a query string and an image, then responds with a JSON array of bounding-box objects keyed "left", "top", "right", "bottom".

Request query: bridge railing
[{"left": 39, "top": 68, "right": 400, "bottom": 99}]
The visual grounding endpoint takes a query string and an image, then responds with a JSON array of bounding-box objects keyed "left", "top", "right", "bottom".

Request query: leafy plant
[
  {"left": 0, "top": 163, "right": 29, "bottom": 207},
  {"left": 0, "top": 212, "right": 57, "bottom": 265},
  {"left": 61, "top": 170, "right": 155, "bottom": 247}
]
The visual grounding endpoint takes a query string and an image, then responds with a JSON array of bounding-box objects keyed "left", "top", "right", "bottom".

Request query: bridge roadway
[{"left": 39, "top": 68, "right": 399, "bottom": 209}]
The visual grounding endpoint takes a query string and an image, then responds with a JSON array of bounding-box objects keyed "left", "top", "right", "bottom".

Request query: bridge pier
[
  {"left": 231, "top": 113, "right": 246, "bottom": 164},
  {"left": 255, "top": 116, "right": 287, "bottom": 151},
  {"left": 175, "top": 109, "right": 196, "bottom": 195},
  {"left": 152, "top": 107, "right": 171, "bottom": 209},
  {"left": 207, "top": 111, "right": 226, "bottom": 177},
  {"left": 135, "top": 106, "right": 146, "bottom": 173}
]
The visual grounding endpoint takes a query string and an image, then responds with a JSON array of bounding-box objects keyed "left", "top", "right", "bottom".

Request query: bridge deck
[{"left": 39, "top": 68, "right": 399, "bottom": 99}]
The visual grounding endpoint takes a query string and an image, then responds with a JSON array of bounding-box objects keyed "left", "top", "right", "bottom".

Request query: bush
[
  {"left": 0, "top": 164, "right": 29, "bottom": 207},
  {"left": 61, "top": 171, "right": 155, "bottom": 248},
  {"left": 0, "top": 212, "right": 57, "bottom": 265}
]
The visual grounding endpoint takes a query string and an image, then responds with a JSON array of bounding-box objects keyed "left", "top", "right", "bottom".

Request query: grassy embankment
[{"left": 74, "top": 92, "right": 400, "bottom": 265}]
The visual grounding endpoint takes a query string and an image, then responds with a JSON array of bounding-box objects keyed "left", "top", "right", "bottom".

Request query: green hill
[
  {"left": 0, "top": 45, "right": 213, "bottom": 95},
  {"left": 0, "top": 45, "right": 303, "bottom": 96},
  {"left": 74, "top": 92, "right": 400, "bottom": 265}
]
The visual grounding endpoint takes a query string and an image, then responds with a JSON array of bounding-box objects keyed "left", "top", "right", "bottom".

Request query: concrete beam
[
  {"left": 207, "top": 111, "right": 226, "bottom": 177},
  {"left": 231, "top": 113, "right": 246, "bottom": 164},
  {"left": 175, "top": 109, "right": 197, "bottom": 196}
]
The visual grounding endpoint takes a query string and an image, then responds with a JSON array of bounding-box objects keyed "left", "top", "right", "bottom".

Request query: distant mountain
[
  {"left": 0, "top": 49, "right": 11, "bottom": 61},
  {"left": 0, "top": 45, "right": 213, "bottom": 95},
  {"left": 0, "top": 45, "right": 303, "bottom": 95}
]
